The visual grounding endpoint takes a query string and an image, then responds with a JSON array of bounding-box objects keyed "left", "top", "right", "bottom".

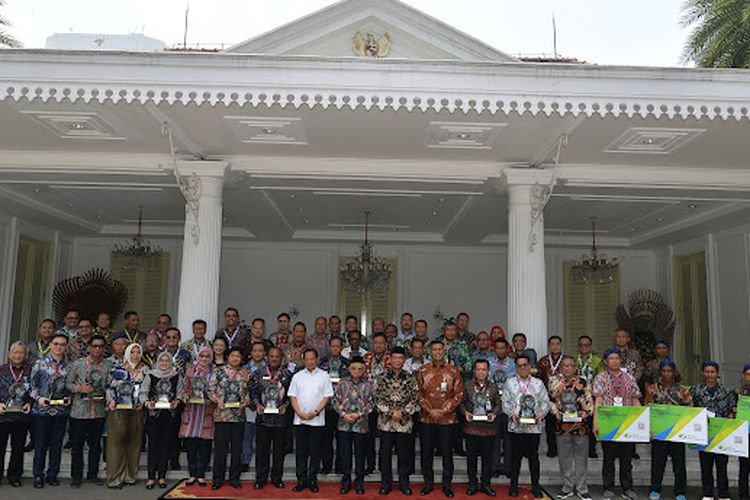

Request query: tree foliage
[{"left": 682, "top": 0, "right": 750, "bottom": 68}]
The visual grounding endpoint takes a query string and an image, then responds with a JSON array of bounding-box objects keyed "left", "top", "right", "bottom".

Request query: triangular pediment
[{"left": 226, "top": 0, "right": 516, "bottom": 62}]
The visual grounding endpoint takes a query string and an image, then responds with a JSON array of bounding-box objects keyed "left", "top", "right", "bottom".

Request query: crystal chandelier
[
  {"left": 570, "top": 216, "right": 618, "bottom": 285},
  {"left": 339, "top": 211, "right": 392, "bottom": 294},
  {"left": 112, "top": 206, "right": 163, "bottom": 272}
]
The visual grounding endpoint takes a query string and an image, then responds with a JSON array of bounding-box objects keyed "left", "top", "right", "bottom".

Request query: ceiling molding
[
  {"left": 427, "top": 121, "right": 507, "bottom": 150},
  {"left": 0, "top": 185, "right": 100, "bottom": 232},
  {"left": 0, "top": 151, "right": 171, "bottom": 174},
  {"left": 224, "top": 116, "right": 307, "bottom": 146},
  {"left": 19, "top": 110, "right": 127, "bottom": 141},
  {"left": 292, "top": 228, "right": 444, "bottom": 243},
  {"left": 480, "top": 232, "right": 631, "bottom": 248},
  {"left": 629, "top": 202, "right": 749, "bottom": 245},
  {"left": 249, "top": 185, "right": 483, "bottom": 196},
  {"left": 604, "top": 127, "right": 705, "bottom": 155},
  {"left": 99, "top": 223, "right": 255, "bottom": 239}
]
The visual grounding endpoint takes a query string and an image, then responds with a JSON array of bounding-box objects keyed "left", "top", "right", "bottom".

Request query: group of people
[{"left": 0, "top": 307, "right": 748, "bottom": 500}]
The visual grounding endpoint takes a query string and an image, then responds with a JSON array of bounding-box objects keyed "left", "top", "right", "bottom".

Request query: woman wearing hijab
[
  {"left": 209, "top": 346, "right": 250, "bottom": 491},
  {"left": 139, "top": 351, "right": 183, "bottom": 490},
  {"left": 0, "top": 341, "right": 33, "bottom": 487},
  {"left": 180, "top": 345, "right": 215, "bottom": 487},
  {"left": 105, "top": 343, "right": 146, "bottom": 488}
]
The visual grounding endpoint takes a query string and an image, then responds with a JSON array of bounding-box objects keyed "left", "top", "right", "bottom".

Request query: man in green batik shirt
[{"left": 575, "top": 335, "right": 603, "bottom": 459}]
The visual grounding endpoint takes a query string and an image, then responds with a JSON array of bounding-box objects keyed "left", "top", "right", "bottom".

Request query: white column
[
  {"left": 505, "top": 168, "right": 555, "bottom": 354},
  {"left": 176, "top": 161, "right": 229, "bottom": 336}
]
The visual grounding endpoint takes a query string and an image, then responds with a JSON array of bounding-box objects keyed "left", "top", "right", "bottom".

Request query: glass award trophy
[
  {"left": 328, "top": 359, "right": 341, "bottom": 384},
  {"left": 114, "top": 379, "right": 134, "bottom": 410},
  {"left": 472, "top": 391, "right": 489, "bottom": 421},
  {"left": 262, "top": 384, "right": 281, "bottom": 414},
  {"left": 447, "top": 346, "right": 460, "bottom": 367},
  {"left": 87, "top": 370, "right": 105, "bottom": 402},
  {"left": 154, "top": 378, "right": 173, "bottom": 410},
  {"left": 188, "top": 376, "right": 206, "bottom": 404},
  {"left": 223, "top": 379, "right": 241, "bottom": 409},
  {"left": 48, "top": 376, "right": 67, "bottom": 406},
  {"left": 493, "top": 370, "right": 507, "bottom": 396},
  {"left": 519, "top": 394, "right": 537, "bottom": 425},
  {"left": 5, "top": 382, "right": 27, "bottom": 412},
  {"left": 561, "top": 388, "right": 582, "bottom": 423}
]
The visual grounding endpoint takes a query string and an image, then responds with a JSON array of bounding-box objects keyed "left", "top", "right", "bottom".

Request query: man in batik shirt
[
  {"left": 268, "top": 312, "right": 292, "bottom": 349},
  {"left": 318, "top": 336, "right": 351, "bottom": 474},
  {"left": 116, "top": 311, "right": 145, "bottom": 347},
  {"left": 363, "top": 332, "right": 390, "bottom": 474},
  {"left": 332, "top": 356, "right": 373, "bottom": 495},
  {"left": 248, "top": 318, "right": 273, "bottom": 353},
  {"left": 404, "top": 338, "right": 427, "bottom": 374},
  {"left": 643, "top": 340, "right": 681, "bottom": 386},
  {"left": 242, "top": 342, "right": 268, "bottom": 473},
  {"left": 691, "top": 360, "right": 736, "bottom": 500},
  {"left": 215, "top": 307, "right": 251, "bottom": 357},
  {"left": 374, "top": 346, "right": 419, "bottom": 496},
  {"left": 488, "top": 337, "right": 515, "bottom": 477},
  {"left": 735, "top": 364, "right": 750, "bottom": 500},
  {"left": 392, "top": 312, "right": 415, "bottom": 355},
  {"left": 549, "top": 356, "right": 594, "bottom": 500},
  {"left": 575, "top": 335, "right": 604, "bottom": 458},
  {"left": 282, "top": 322, "right": 309, "bottom": 372},
  {"left": 306, "top": 317, "right": 330, "bottom": 360},
  {"left": 56, "top": 309, "right": 80, "bottom": 340},
  {"left": 181, "top": 319, "right": 211, "bottom": 362},
  {"left": 28, "top": 319, "right": 56, "bottom": 364},
  {"left": 65, "top": 334, "right": 109, "bottom": 487},
  {"left": 644, "top": 359, "right": 690, "bottom": 500},
  {"left": 470, "top": 331, "right": 494, "bottom": 366},
  {"left": 502, "top": 354, "right": 550, "bottom": 499},
  {"left": 66, "top": 318, "right": 95, "bottom": 362},
  {"left": 612, "top": 329, "right": 643, "bottom": 382},
  {"left": 512, "top": 333, "right": 538, "bottom": 367},
  {"left": 537, "top": 335, "right": 565, "bottom": 458},
  {"left": 592, "top": 348, "right": 641, "bottom": 500},
  {"left": 455, "top": 312, "right": 477, "bottom": 352},
  {"left": 416, "top": 341, "right": 464, "bottom": 498},
  {"left": 142, "top": 331, "right": 161, "bottom": 368},
  {"left": 438, "top": 322, "right": 471, "bottom": 375}
]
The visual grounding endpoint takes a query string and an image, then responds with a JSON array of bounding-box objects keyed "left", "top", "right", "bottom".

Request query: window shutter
[
  {"left": 338, "top": 257, "right": 398, "bottom": 328},
  {"left": 111, "top": 252, "right": 170, "bottom": 326},
  {"left": 10, "top": 237, "right": 53, "bottom": 345}
]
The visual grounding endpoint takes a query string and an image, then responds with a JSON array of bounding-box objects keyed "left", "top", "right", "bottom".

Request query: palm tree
[
  {"left": 0, "top": 0, "right": 21, "bottom": 48},
  {"left": 682, "top": 0, "right": 750, "bottom": 68}
]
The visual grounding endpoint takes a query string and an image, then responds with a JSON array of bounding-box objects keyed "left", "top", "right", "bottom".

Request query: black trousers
[
  {"left": 650, "top": 441, "right": 686, "bottom": 496},
  {"left": 256, "top": 425, "right": 287, "bottom": 484},
  {"left": 295, "top": 425, "right": 324, "bottom": 484},
  {"left": 185, "top": 438, "right": 210, "bottom": 479},
  {"left": 32, "top": 415, "right": 67, "bottom": 480},
  {"left": 602, "top": 441, "right": 635, "bottom": 492},
  {"left": 339, "top": 431, "right": 367, "bottom": 488},
  {"left": 699, "top": 451, "right": 729, "bottom": 498},
  {"left": 545, "top": 413, "right": 558, "bottom": 455},
  {"left": 365, "top": 412, "right": 377, "bottom": 471},
  {"left": 509, "top": 432, "right": 540, "bottom": 489},
  {"left": 69, "top": 417, "right": 105, "bottom": 481},
  {"left": 146, "top": 412, "right": 174, "bottom": 480},
  {"left": 466, "top": 433, "right": 494, "bottom": 487},
  {"left": 168, "top": 404, "right": 183, "bottom": 467},
  {"left": 380, "top": 430, "right": 412, "bottom": 488},
  {"left": 0, "top": 420, "right": 29, "bottom": 483},
  {"left": 320, "top": 408, "right": 339, "bottom": 471},
  {"left": 213, "top": 422, "right": 244, "bottom": 484},
  {"left": 740, "top": 456, "right": 750, "bottom": 499},
  {"left": 493, "top": 414, "right": 511, "bottom": 472},
  {"left": 420, "top": 423, "right": 453, "bottom": 487}
]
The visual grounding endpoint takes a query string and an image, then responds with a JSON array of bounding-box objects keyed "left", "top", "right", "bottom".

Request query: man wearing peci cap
[
  {"left": 691, "top": 361, "right": 736, "bottom": 500},
  {"left": 592, "top": 348, "right": 641, "bottom": 500},
  {"left": 644, "top": 359, "right": 691, "bottom": 500}
]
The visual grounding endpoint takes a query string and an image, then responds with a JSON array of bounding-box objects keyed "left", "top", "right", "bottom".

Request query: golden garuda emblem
[{"left": 352, "top": 32, "right": 391, "bottom": 58}]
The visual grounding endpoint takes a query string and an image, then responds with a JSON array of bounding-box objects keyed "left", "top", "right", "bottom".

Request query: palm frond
[
  {"left": 0, "top": 0, "right": 21, "bottom": 48},
  {"left": 681, "top": 0, "right": 750, "bottom": 67}
]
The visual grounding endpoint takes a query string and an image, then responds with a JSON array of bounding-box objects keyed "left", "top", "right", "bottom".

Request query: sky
[{"left": 4, "top": 0, "right": 692, "bottom": 67}]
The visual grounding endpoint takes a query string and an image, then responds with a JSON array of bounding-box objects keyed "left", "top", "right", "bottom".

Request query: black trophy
[
  {"left": 447, "top": 345, "right": 461, "bottom": 367},
  {"left": 189, "top": 376, "right": 207, "bottom": 404},
  {"left": 328, "top": 359, "right": 341, "bottom": 383},
  {"left": 114, "top": 379, "right": 134, "bottom": 410},
  {"left": 223, "top": 379, "right": 241, "bottom": 409},
  {"left": 87, "top": 370, "right": 105, "bottom": 402},
  {"left": 5, "top": 382, "right": 27, "bottom": 412},
  {"left": 154, "top": 378, "right": 173, "bottom": 410},
  {"left": 472, "top": 391, "right": 489, "bottom": 421},
  {"left": 519, "top": 394, "right": 537, "bottom": 425},
  {"left": 561, "top": 388, "right": 581, "bottom": 423},
  {"left": 493, "top": 370, "right": 507, "bottom": 396},
  {"left": 262, "top": 384, "right": 281, "bottom": 414},
  {"left": 48, "top": 376, "right": 67, "bottom": 406}
]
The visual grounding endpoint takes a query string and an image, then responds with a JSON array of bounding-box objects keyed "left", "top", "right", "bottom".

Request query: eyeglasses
[
  {"left": 516, "top": 363, "right": 529, "bottom": 368},
  {"left": 90, "top": 344, "right": 105, "bottom": 349},
  {"left": 198, "top": 354, "right": 212, "bottom": 358},
  {"left": 79, "top": 325, "right": 92, "bottom": 329},
  {"left": 65, "top": 316, "right": 79, "bottom": 321},
  {"left": 165, "top": 336, "right": 179, "bottom": 340},
  {"left": 51, "top": 342, "right": 67, "bottom": 347}
]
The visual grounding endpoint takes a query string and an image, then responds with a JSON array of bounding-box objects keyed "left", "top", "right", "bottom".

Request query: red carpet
[{"left": 161, "top": 480, "right": 551, "bottom": 499}]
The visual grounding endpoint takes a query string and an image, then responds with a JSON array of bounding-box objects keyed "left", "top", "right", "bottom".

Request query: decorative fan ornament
[
  {"left": 615, "top": 289, "right": 676, "bottom": 365},
  {"left": 52, "top": 268, "right": 128, "bottom": 324}
]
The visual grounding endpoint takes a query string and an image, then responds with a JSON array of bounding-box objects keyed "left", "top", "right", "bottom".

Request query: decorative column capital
[
  {"left": 174, "top": 160, "right": 230, "bottom": 180},
  {"left": 504, "top": 167, "right": 556, "bottom": 187},
  {"left": 174, "top": 160, "right": 229, "bottom": 245}
]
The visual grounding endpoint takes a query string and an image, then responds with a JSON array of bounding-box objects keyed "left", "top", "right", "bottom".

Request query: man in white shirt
[{"left": 288, "top": 348, "right": 334, "bottom": 493}]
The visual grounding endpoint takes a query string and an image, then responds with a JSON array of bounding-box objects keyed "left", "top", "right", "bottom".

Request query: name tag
[
  {"left": 262, "top": 376, "right": 270, "bottom": 381},
  {"left": 707, "top": 410, "right": 716, "bottom": 418},
  {"left": 440, "top": 382, "right": 448, "bottom": 393},
  {"left": 613, "top": 396, "right": 623, "bottom": 407},
  {"left": 620, "top": 367, "right": 627, "bottom": 373}
]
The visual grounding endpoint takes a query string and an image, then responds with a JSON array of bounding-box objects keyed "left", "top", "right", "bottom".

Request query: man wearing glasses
[
  {"left": 29, "top": 332, "right": 72, "bottom": 489},
  {"left": 66, "top": 319, "right": 95, "bottom": 362},
  {"left": 501, "top": 354, "right": 550, "bottom": 498},
  {"left": 65, "top": 335, "right": 109, "bottom": 488},
  {"left": 57, "top": 309, "right": 80, "bottom": 340}
]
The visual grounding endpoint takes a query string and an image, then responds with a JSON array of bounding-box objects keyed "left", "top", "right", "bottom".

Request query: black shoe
[
  {"left": 241, "top": 464, "right": 250, "bottom": 473},
  {"left": 46, "top": 477, "right": 59, "bottom": 486},
  {"left": 364, "top": 468, "right": 375, "bottom": 476},
  {"left": 400, "top": 485, "right": 412, "bottom": 496},
  {"left": 310, "top": 482, "right": 319, "bottom": 493},
  {"left": 379, "top": 486, "right": 391, "bottom": 495},
  {"left": 293, "top": 482, "right": 307, "bottom": 492},
  {"left": 546, "top": 450, "right": 557, "bottom": 458},
  {"left": 10, "top": 480, "right": 22, "bottom": 487},
  {"left": 420, "top": 485, "right": 434, "bottom": 496},
  {"left": 211, "top": 482, "right": 222, "bottom": 490},
  {"left": 230, "top": 481, "right": 242, "bottom": 490},
  {"left": 146, "top": 482, "right": 155, "bottom": 490},
  {"left": 24, "top": 443, "right": 33, "bottom": 452},
  {"left": 454, "top": 448, "right": 466, "bottom": 456},
  {"left": 158, "top": 480, "right": 167, "bottom": 489},
  {"left": 633, "top": 452, "right": 640, "bottom": 460},
  {"left": 33, "top": 477, "right": 44, "bottom": 489},
  {"left": 71, "top": 480, "right": 81, "bottom": 488},
  {"left": 480, "top": 485, "right": 497, "bottom": 496},
  {"left": 321, "top": 468, "right": 332, "bottom": 475},
  {"left": 589, "top": 451, "right": 598, "bottom": 458},
  {"left": 64, "top": 439, "right": 72, "bottom": 450},
  {"left": 443, "top": 486, "right": 455, "bottom": 497},
  {"left": 341, "top": 484, "right": 351, "bottom": 494},
  {"left": 467, "top": 484, "right": 478, "bottom": 496},
  {"left": 508, "top": 486, "right": 519, "bottom": 497},
  {"left": 88, "top": 477, "right": 103, "bottom": 486},
  {"left": 531, "top": 486, "right": 543, "bottom": 498},
  {"left": 254, "top": 481, "right": 265, "bottom": 489},
  {"left": 355, "top": 485, "right": 365, "bottom": 495},
  {"left": 169, "top": 462, "right": 181, "bottom": 471},
  {"left": 273, "top": 481, "right": 284, "bottom": 489}
]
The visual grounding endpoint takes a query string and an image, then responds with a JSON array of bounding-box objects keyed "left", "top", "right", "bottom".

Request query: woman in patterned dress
[{"left": 179, "top": 345, "right": 215, "bottom": 487}]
